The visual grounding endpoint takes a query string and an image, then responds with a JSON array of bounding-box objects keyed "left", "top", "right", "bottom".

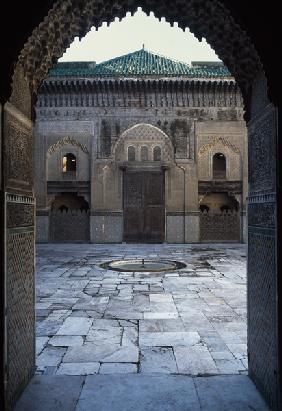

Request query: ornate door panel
[{"left": 123, "top": 171, "right": 164, "bottom": 242}]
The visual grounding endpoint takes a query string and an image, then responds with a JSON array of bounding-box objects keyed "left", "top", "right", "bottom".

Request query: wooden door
[{"left": 123, "top": 171, "right": 164, "bottom": 242}]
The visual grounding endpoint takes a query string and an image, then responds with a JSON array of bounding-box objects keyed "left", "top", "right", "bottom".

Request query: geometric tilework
[
  {"left": 248, "top": 229, "right": 277, "bottom": 409},
  {"left": 6, "top": 230, "right": 35, "bottom": 408},
  {"left": 5, "top": 192, "right": 35, "bottom": 409}
]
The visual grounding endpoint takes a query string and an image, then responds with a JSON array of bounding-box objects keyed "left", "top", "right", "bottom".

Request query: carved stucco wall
[
  {"left": 46, "top": 137, "right": 90, "bottom": 181},
  {"left": 113, "top": 123, "right": 174, "bottom": 162},
  {"left": 197, "top": 136, "right": 242, "bottom": 180}
]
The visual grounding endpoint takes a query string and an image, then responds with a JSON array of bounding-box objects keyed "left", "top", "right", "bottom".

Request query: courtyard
[
  {"left": 35, "top": 243, "right": 248, "bottom": 376},
  {"left": 14, "top": 243, "right": 271, "bottom": 411}
]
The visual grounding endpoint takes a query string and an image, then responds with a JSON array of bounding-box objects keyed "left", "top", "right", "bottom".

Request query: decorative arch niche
[{"left": 113, "top": 123, "right": 174, "bottom": 162}]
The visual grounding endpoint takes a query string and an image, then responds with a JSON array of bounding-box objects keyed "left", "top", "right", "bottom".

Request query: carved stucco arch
[
  {"left": 198, "top": 137, "right": 241, "bottom": 180},
  {"left": 13, "top": 0, "right": 262, "bottom": 118},
  {"left": 113, "top": 123, "right": 174, "bottom": 162},
  {"left": 47, "top": 136, "right": 90, "bottom": 156}
]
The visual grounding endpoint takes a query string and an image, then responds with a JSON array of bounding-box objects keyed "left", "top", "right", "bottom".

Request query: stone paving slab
[
  {"left": 76, "top": 374, "right": 201, "bottom": 411},
  {"left": 14, "top": 375, "right": 85, "bottom": 411},
  {"left": 15, "top": 374, "right": 269, "bottom": 411},
  {"left": 35, "top": 244, "right": 248, "bottom": 377}
]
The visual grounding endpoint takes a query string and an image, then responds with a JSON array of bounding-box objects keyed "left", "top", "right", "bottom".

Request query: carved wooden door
[{"left": 123, "top": 171, "right": 164, "bottom": 242}]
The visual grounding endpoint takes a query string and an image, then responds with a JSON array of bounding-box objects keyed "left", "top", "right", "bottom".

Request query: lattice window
[
  {"left": 128, "top": 146, "right": 136, "bottom": 161},
  {"left": 141, "top": 146, "right": 149, "bottom": 161},
  {"left": 153, "top": 146, "right": 162, "bottom": 161}
]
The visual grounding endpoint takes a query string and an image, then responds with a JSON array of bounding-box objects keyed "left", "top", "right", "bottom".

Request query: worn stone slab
[
  {"left": 194, "top": 375, "right": 269, "bottom": 410},
  {"left": 36, "top": 337, "right": 49, "bottom": 355},
  {"left": 48, "top": 336, "right": 84, "bottom": 347},
  {"left": 76, "top": 375, "right": 201, "bottom": 411},
  {"left": 14, "top": 375, "right": 84, "bottom": 411},
  {"left": 99, "top": 363, "right": 137, "bottom": 374},
  {"left": 139, "top": 331, "right": 200, "bottom": 347},
  {"left": 144, "top": 312, "right": 179, "bottom": 319},
  {"left": 140, "top": 347, "right": 178, "bottom": 374},
  {"left": 174, "top": 345, "right": 218, "bottom": 375},
  {"left": 63, "top": 344, "right": 139, "bottom": 363},
  {"left": 56, "top": 362, "right": 100, "bottom": 375},
  {"left": 37, "top": 347, "right": 66, "bottom": 367},
  {"left": 140, "top": 319, "right": 185, "bottom": 333},
  {"left": 121, "top": 326, "right": 138, "bottom": 346},
  {"left": 56, "top": 317, "right": 92, "bottom": 336}
]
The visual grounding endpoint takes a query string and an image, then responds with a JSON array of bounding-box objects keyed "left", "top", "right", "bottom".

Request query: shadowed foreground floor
[{"left": 14, "top": 374, "right": 269, "bottom": 411}]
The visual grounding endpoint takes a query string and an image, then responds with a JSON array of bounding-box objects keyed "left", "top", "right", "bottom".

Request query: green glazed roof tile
[{"left": 49, "top": 48, "right": 231, "bottom": 78}]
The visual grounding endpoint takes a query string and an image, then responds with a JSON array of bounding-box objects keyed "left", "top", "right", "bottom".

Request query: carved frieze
[
  {"left": 248, "top": 104, "right": 276, "bottom": 194},
  {"left": 198, "top": 136, "right": 240, "bottom": 156},
  {"left": 47, "top": 136, "right": 89, "bottom": 155},
  {"left": 5, "top": 110, "right": 33, "bottom": 190},
  {"left": 6, "top": 194, "right": 35, "bottom": 229}
]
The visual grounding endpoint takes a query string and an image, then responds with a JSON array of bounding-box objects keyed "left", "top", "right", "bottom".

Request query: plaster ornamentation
[
  {"left": 198, "top": 136, "right": 240, "bottom": 156},
  {"left": 47, "top": 136, "right": 89, "bottom": 155}
]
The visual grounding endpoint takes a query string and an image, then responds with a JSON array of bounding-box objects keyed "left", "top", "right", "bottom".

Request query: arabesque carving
[
  {"left": 47, "top": 136, "right": 89, "bottom": 155},
  {"left": 198, "top": 136, "right": 240, "bottom": 156}
]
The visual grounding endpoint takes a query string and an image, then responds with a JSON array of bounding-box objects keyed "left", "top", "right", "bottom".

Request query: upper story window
[
  {"left": 63, "top": 153, "right": 77, "bottom": 172},
  {"left": 153, "top": 146, "right": 162, "bottom": 161},
  {"left": 128, "top": 146, "right": 136, "bottom": 161},
  {"left": 140, "top": 146, "right": 149, "bottom": 161},
  {"left": 213, "top": 153, "right": 226, "bottom": 179}
]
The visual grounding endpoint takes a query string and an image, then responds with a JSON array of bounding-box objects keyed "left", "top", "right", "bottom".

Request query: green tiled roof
[{"left": 49, "top": 48, "right": 231, "bottom": 78}]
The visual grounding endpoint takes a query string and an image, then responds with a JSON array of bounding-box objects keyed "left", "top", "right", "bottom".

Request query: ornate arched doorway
[
  {"left": 1, "top": 1, "right": 279, "bottom": 409},
  {"left": 114, "top": 123, "right": 174, "bottom": 242}
]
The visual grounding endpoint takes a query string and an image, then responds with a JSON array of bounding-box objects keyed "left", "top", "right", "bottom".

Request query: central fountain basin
[{"left": 100, "top": 259, "right": 186, "bottom": 272}]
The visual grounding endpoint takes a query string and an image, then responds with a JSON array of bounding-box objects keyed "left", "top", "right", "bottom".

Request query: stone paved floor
[
  {"left": 36, "top": 243, "right": 247, "bottom": 377},
  {"left": 15, "top": 374, "right": 269, "bottom": 411}
]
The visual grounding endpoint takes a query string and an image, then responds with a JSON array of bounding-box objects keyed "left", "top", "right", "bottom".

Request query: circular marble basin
[{"left": 100, "top": 259, "right": 186, "bottom": 272}]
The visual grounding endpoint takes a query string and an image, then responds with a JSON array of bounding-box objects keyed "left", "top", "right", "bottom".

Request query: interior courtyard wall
[{"left": 35, "top": 85, "right": 247, "bottom": 243}]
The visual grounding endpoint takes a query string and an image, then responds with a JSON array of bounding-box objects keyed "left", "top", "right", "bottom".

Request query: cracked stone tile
[
  {"left": 139, "top": 331, "right": 200, "bottom": 347},
  {"left": 140, "top": 319, "right": 185, "bottom": 333},
  {"left": 99, "top": 363, "right": 137, "bottom": 374},
  {"left": 36, "top": 337, "right": 49, "bottom": 355},
  {"left": 215, "top": 358, "right": 246, "bottom": 374},
  {"left": 56, "top": 362, "right": 100, "bottom": 375},
  {"left": 56, "top": 317, "right": 92, "bottom": 336},
  {"left": 63, "top": 344, "right": 139, "bottom": 363},
  {"left": 92, "top": 319, "right": 120, "bottom": 328},
  {"left": 140, "top": 347, "right": 178, "bottom": 374},
  {"left": 143, "top": 312, "right": 179, "bottom": 319},
  {"left": 149, "top": 294, "right": 174, "bottom": 303},
  {"left": 86, "top": 328, "right": 121, "bottom": 345},
  {"left": 48, "top": 336, "right": 84, "bottom": 347},
  {"left": 174, "top": 345, "right": 218, "bottom": 375},
  {"left": 121, "top": 327, "right": 138, "bottom": 346},
  {"left": 37, "top": 320, "right": 64, "bottom": 336},
  {"left": 37, "top": 346, "right": 66, "bottom": 367},
  {"left": 211, "top": 351, "right": 235, "bottom": 360}
]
